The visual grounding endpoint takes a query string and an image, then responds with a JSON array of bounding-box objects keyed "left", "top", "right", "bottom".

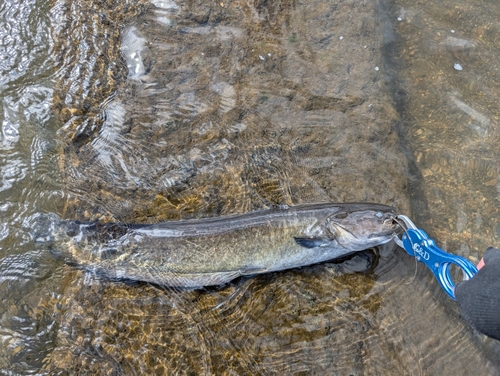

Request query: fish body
[{"left": 40, "top": 203, "right": 399, "bottom": 287}]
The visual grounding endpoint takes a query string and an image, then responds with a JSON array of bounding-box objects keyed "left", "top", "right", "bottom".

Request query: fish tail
[{"left": 27, "top": 212, "right": 62, "bottom": 243}]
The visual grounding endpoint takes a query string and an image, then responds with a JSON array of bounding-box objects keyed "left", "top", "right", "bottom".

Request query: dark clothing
[{"left": 455, "top": 247, "right": 500, "bottom": 341}]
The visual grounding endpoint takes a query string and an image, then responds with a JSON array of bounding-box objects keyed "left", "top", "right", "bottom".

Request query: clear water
[{"left": 1, "top": 0, "right": 500, "bottom": 374}]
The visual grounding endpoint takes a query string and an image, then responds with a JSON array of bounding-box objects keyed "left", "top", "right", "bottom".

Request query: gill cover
[{"left": 325, "top": 209, "right": 396, "bottom": 250}]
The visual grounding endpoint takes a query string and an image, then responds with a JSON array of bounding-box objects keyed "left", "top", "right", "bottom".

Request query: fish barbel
[{"left": 36, "top": 203, "right": 399, "bottom": 287}]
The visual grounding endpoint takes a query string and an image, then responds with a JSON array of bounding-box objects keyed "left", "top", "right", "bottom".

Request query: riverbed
[{"left": 1, "top": 0, "right": 500, "bottom": 373}]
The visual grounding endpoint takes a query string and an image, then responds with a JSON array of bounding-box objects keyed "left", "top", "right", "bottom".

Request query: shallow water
[
  {"left": 388, "top": 0, "right": 500, "bottom": 258},
  {"left": 1, "top": 0, "right": 500, "bottom": 374}
]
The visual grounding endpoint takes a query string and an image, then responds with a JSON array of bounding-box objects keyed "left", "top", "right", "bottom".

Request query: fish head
[{"left": 325, "top": 205, "right": 399, "bottom": 250}]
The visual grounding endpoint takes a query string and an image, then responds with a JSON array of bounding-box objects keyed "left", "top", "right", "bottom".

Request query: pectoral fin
[{"left": 294, "top": 236, "right": 334, "bottom": 248}]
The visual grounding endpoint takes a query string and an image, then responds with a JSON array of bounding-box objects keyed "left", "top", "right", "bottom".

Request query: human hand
[{"left": 455, "top": 247, "right": 500, "bottom": 341}]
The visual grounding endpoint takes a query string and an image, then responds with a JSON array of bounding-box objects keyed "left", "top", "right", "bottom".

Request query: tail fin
[{"left": 26, "top": 212, "right": 61, "bottom": 243}]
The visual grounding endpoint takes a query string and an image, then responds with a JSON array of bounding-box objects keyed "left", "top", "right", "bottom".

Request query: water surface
[{"left": 1, "top": 0, "right": 500, "bottom": 374}]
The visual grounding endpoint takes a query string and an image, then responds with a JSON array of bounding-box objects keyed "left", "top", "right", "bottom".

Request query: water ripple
[
  {"left": 0, "top": 154, "right": 27, "bottom": 192},
  {"left": 0, "top": 0, "right": 53, "bottom": 90}
]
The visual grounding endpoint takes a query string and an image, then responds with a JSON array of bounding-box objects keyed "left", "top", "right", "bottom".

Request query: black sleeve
[{"left": 455, "top": 247, "right": 500, "bottom": 341}]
